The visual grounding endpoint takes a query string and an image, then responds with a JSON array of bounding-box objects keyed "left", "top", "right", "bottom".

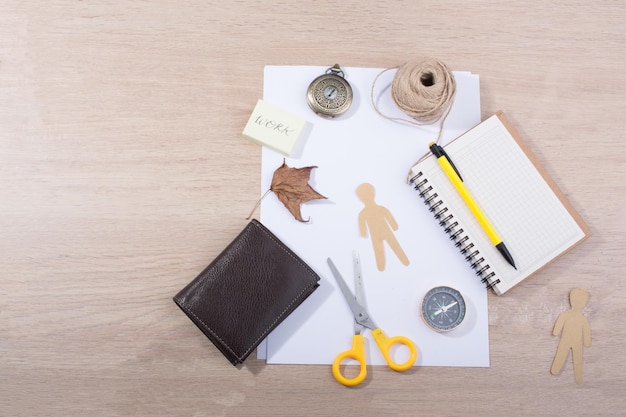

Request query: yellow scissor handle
[
  {"left": 332, "top": 334, "right": 367, "bottom": 387},
  {"left": 371, "top": 328, "right": 417, "bottom": 371}
]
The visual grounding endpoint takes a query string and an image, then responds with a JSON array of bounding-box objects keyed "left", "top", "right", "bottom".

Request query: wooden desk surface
[{"left": 2, "top": 1, "right": 625, "bottom": 415}]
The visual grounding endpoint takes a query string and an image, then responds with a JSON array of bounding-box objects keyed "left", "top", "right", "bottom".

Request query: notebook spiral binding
[{"left": 410, "top": 171, "right": 500, "bottom": 289}]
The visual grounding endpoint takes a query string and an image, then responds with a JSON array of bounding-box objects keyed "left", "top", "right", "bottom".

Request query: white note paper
[{"left": 257, "top": 65, "right": 488, "bottom": 367}]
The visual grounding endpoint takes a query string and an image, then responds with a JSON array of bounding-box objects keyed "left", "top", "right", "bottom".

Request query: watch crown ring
[{"left": 327, "top": 64, "right": 345, "bottom": 78}]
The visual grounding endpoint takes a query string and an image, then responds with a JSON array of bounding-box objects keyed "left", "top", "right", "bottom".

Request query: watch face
[
  {"left": 421, "top": 286, "right": 466, "bottom": 332},
  {"left": 323, "top": 84, "right": 338, "bottom": 100},
  {"left": 307, "top": 73, "right": 353, "bottom": 117}
]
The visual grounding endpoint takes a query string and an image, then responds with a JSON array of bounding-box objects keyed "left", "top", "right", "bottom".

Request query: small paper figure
[
  {"left": 356, "top": 182, "right": 409, "bottom": 271},
  {"left": 550, "top": 288, "right": 591, "bottom": 384}
]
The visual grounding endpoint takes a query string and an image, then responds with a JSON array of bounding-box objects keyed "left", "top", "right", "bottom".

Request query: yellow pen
[{"left": 429, "top": 142, "right": 517, "bottom": 269}]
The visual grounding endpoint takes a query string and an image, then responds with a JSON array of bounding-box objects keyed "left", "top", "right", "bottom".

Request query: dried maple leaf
[
  {"left": 271, "top": 160, "right": 327, "bottom": 221},
  {"left": 247, "top": 159, "right": 327, "bottom": 222}
]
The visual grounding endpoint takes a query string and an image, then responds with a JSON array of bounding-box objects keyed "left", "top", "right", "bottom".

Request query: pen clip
[{"left": 429, "top": 143, "right": 464, "bottom": 181}]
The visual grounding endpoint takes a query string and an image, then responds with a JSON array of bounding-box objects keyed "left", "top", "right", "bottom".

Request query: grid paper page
[{"left": 419, "top": 114, "right": 586, "bottom": 295}]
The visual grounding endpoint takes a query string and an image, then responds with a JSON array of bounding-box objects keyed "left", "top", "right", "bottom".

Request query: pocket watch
[
  {"left": 420, "top": 286, "right": 466, "bottom": 332},
  {"left": 306, "top": 64, "right": 353, "bottom": 118}
]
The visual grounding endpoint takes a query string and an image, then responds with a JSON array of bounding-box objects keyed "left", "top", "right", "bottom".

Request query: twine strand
[
  {"left": 371, "top": 57, "right": 456, "bottom": 142},
  {"left": 370, "top": 57, "right": 457, "bottom": 180}
]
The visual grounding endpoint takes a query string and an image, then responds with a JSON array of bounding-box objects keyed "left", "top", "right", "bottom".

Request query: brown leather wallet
[{"left": 173, "top": 219, "right": 320, "bottom": 366}]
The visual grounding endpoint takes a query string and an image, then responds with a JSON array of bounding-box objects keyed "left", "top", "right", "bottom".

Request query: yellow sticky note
[{"left": 243, "top": 100, "right": 309, "bottom": 156}]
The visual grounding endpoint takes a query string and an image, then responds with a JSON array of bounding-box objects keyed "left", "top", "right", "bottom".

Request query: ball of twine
[
  {"left": 370, "top": 58, "right": 458, "bottom": 181},
  {"left": 390, "top": 58, "right": 456, "bottom": 124}
]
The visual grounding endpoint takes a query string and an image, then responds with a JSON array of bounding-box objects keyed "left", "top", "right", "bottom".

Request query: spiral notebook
[{"left": 408, "top": 112, "right": 590, "bottom": 295}]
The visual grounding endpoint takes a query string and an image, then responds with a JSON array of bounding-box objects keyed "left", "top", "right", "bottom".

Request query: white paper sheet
[{"left": 257, "top": 65, "right": 489, "bottom": 367}]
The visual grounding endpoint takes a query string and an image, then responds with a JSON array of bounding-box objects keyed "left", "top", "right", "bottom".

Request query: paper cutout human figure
[
  {"left": 550, "top": 288, "right": 591, "bottom": 384},
  {"left": 356, "top": 182, "right": 409, "bottom": 271}
]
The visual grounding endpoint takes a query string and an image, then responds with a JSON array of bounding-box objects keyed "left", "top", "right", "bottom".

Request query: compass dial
[{"left": 421, "top": 286, "right": 466, "bottom": 332}]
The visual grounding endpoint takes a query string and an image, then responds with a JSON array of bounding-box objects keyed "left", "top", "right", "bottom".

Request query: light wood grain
[{"left": 2, "top": 1, "right": 625, "bottom": 416}]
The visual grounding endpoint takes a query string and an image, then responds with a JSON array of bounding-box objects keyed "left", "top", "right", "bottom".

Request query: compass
[
  {"left": 306, "top": 64, "right": 353, "bottom": 118},
  {"left": 420, "top": 286, "right": 466, "bottom": 332}
]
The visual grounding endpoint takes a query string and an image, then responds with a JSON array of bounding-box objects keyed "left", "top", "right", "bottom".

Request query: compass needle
[{"left": 421, "top": 286, "right": 466, "bottom": 332}]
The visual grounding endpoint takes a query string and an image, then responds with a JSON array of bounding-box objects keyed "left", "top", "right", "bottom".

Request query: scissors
[{"left": 328, "top": 253, "right": 418, "bottom": 387}]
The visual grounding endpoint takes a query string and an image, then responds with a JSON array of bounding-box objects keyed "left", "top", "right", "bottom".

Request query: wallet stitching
[
  {"left": 179, "top": 220, "right": 319, "bottom": 363},
  {"left": 244, "top": 221, "right": 319, "bottom": 358},
  {"left": 251, "top": 220, "right": 319, "bottom": 284},
  {"left": 177, "top": 301, "right": 240, "bottom": 359},
  {"left": 245, "top": 283, "right": 314, "bottom": 359},
  {"left": 178, "top": 283, "right": 316, "bottom": 362}
]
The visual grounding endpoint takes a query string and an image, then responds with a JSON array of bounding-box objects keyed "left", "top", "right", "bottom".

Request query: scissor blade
[
  {"left": 353, "top": 251, "right": 367, "bottom": 311},
  {"left": 327, "top": 258, "right": 371, "bottom": 328}
]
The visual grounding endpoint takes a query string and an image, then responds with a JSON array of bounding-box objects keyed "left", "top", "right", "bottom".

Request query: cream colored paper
[{"left": 243, "top": 99, "right": 309, "bottom": 156}]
